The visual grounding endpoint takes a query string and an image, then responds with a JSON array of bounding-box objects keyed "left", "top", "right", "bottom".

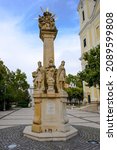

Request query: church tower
[
  {"left": 78, "top": 0, "right": 100, "bottom": 109},
  {"left": 78, "top": 0, "right": 97, "bottom": 31}
]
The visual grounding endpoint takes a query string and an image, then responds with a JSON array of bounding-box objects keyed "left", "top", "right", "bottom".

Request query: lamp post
[
  {"left": 3, "top": 98, "right": 6, "bottom": 111},
  {"left": 3, "top": 83, "right": 6, "bottom": 111}
]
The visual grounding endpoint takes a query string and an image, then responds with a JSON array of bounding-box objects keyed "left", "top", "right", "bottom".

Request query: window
[
  {"left": 83, "top": 38, "right": 87, "bottom": 47},
  {"left": 96, "top": 25, "right": 100, "bottom": 40},
  {"left": 82, "top": 11, "right": 85, "bottom": 21}
]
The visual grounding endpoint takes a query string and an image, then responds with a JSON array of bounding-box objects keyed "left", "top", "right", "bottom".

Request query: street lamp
[
  {"left": 3, "top": 83, "right": 6, "bottom": 111},
  {"left": 3, "top": 99, "right": 6, "bottom": 111}
]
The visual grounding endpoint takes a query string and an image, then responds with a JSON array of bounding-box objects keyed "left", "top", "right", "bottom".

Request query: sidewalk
[
  {"left": 68, "top": 108, "right": 100, "bottom": 128},
  {"left": 0, "top": 108, "right": 33, "bottom": 129},
  {"left": 0, "top": 108, "right": 20, "bottom": 119},
  {"left": 0, "top": 107, "right": 100, "bottom": 129}
]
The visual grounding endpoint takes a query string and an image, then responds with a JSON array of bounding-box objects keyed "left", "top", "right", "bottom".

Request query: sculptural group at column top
[{"left": 38, "top": 10, "right": 57, "bottom": 30}]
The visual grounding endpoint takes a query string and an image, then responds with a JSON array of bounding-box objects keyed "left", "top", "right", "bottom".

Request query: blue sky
[{"left": 0, "top": 0, "right": 81, "bottom": 85}]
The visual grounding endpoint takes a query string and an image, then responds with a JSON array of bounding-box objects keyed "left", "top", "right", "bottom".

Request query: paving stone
[
  {"left": 0, "top": 125, "right": 100, "bottom": 150},
  {"left": 70, "top": 123, "right": 100, "bottom": 129},
  {"left": 83, "top": 117, "right": 100, "bottom": 123},
  {"left": 69, "top": 118, "right": 89, "bottom": 123}
]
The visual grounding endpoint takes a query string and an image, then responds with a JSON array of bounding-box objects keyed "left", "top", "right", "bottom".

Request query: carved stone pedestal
[
  {"left": 24, "top": 92, "right": 78, "bottom": 141},
  {"left": 32, "top": 92, "right": 70, "bottom": 133},
  {"left": 41, "top": 93, "right": 69, "bottom": 132}
]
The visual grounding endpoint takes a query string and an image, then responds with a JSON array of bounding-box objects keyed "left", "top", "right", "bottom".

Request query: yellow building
[{"left": 78, "top": 0, "right": 100, "bottom": 105}]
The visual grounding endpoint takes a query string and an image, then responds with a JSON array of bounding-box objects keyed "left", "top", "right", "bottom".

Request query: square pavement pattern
[
  {"left": 0, "top": 108, "right": 100, "bottom": 150},
  {"left": 0, "top": 108, "right": 100, "bottom": 129}
]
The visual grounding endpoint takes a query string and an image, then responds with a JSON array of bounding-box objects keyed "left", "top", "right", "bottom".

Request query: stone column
[{"left": 40, "top": 31, "right": 57, "bottom": 68}]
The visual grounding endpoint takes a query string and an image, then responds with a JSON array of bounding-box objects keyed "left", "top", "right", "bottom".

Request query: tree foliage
[
  {"left": 0, "top": 59, "right": 30, "bottom": 110},
  {"left": 66, "top": 74, "right": 83, "bottom": 88},
  {"left": 65, "top": 74, "right": 83, "bottom": 104},
  {"left": 78, "top": 45, "right": 100, "bottom": 87}
]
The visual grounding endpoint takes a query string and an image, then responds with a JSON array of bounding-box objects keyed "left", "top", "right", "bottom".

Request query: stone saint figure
[
  {"left": 32, "top": 61, "right": 45, "bottom": 92},
  {"left": 46, "top": 58, "right": 55, "bottom": 93},
  {"left": 57, "top": 61, "right": 66, "bottom": 92}
]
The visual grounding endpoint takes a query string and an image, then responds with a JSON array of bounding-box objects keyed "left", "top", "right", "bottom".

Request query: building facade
[{"left": 78, "top": 0, "right": 100, "bottom": 104}]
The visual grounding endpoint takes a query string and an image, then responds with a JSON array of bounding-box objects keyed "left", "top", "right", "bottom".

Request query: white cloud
[
  {"left": 0, "top": 17, "right": 81, "bottom": 86},
  {"left": 55, "top": 34, "right": 81, "bottom": 74},
  {"left": 0, "top": 18, "right": 43, "bottom": 85}
]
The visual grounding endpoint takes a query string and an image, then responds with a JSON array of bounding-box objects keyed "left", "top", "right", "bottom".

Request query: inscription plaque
[{"left": 46, "top": 102, "right": 55, "bottom": 115}]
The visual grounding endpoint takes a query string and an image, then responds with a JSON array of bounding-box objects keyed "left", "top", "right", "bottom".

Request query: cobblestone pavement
[{"left": 0, "top": 125, "right": 100, "bottom": 150}]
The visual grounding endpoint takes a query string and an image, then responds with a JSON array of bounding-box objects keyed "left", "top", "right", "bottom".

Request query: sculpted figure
[
  {"left": 57, "top": 61, "right": 66, "bottom": 92},
  {"left": 32, "top": 61, "right": 45, "bottom": 92},
  {"left": 46, "top": 58, "right": 55, "bottom": 93},
  {"left": 38, "top": 11, "right": 56, "bottom": 30},
  {"left": 47, "top": 59, "right": 55, "bottom": 81}
]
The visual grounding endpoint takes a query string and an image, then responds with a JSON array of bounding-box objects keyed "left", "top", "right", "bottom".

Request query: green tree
[
  {"left": 78, "top": 45, "right": 100, "bottom": 87},
  {"left": 66, "top": 74, "right": 82, "bottom": 88},
  {"left": 0, "top": 60, "right": 10, "bottom": 110},
  {"left": 65, "top": 74, "right": 83, "bottom": 104},
  {"left": 0, "top": 59, "right": 31, "bottom": 110},
  {"left": 10, "top": 69, "right": 30, "bottom": 107}
]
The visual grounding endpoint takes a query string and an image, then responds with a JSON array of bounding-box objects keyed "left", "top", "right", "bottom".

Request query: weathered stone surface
[
  {"left": 30, "top": 9, "right": 79, "bottom": 141},
  {"left": 24, "top": 126, "right": 77, "bottom": 141},
  {"left": 31, "top": 10, "right": 70, "bottom": 136}
]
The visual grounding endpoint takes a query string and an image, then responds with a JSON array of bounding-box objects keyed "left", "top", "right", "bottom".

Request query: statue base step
[
  {"left": 23, "top": 126, "right": 78, "bottom": 141},
  {"left": 32, "top": 124, "right": 42, "bottom": 133}
]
